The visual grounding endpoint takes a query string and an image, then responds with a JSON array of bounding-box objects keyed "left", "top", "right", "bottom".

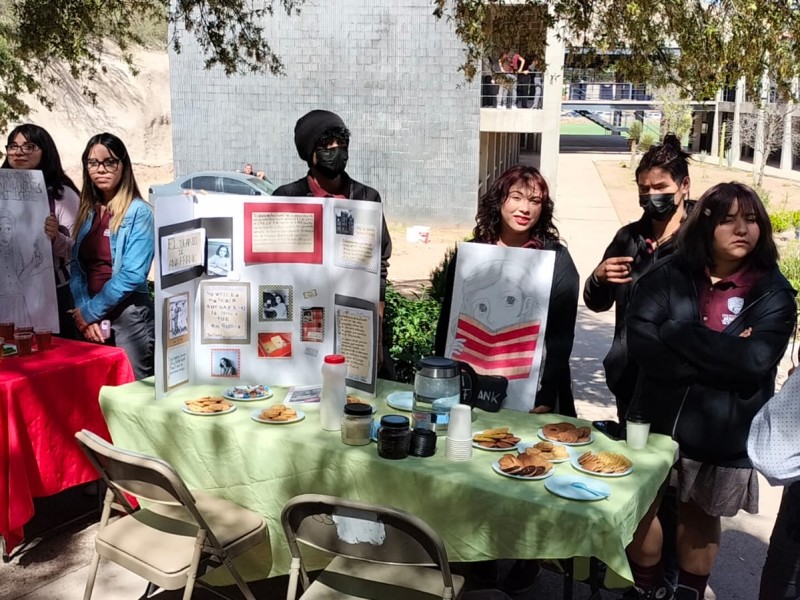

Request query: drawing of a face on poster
[{"left": 444, "top": 243, "right": 555, "bottom": 412}]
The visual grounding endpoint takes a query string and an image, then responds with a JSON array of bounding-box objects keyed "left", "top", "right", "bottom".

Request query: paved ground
[{"left": 2, "top": 145, "right": 788, "bottom": 599}]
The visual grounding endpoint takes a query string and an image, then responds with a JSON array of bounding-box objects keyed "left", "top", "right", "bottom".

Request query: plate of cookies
[
  {"left": 250, "top": 404, "right": 305, "bottom": 424},
  {"left": 492, "top": 452, "right": 554, "bottom": 480},
  {"left": 473, "top": 428, "right": 521, "bottom": 451},
  {"left": 517, "top": 441, "right": 570, "bottom": 463},
  {"left": 569, "top": 449, "right": 633, "bottom": 477},
  {"left": 182, "top": 397, "right": 236, "bottom": 416},
  {"left": 223, "top": 384, "right": 272, "bottom": 401},
  {"left": 538, "top": 422, "right": 593, "bottom": 446}
]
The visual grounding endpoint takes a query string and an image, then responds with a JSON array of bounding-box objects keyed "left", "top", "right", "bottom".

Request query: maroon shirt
[
  {"left": 697, "top": 266, "right": 762, "bottom": 332},
  {"left": 307, "top": 175, "right": 348, "bottom": 199},
  {"left": 79, "top": 208, "right": 113, "bottom": 296}
]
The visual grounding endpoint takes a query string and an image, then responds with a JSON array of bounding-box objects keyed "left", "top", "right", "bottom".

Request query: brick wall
[{"left": 168, "top": 0, "right": 480, "bottom": 225}]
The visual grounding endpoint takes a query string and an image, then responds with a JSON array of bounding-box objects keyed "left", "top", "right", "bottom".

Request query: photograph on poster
[
  {"left": 335, "top": 209, "right": 354, "bottom": 235},
  {"left": 206, "top": 238, "right": 232, "bottom": 276},
  {"left": 161, "top": 228, "right": 205, "bottom": 276},
  {"left": 258, "top": 285, "right": 293, "bottom": 322},
  {"left": 165, "top": 293, "right": 190, "bottom": 347},
  {"left": 200, "top": 281, "right": 251, "bottom": 344},
  {"left": 334, "top": 220, "right": 379, "bottom": 275},
  {"left": 165, "top": 343, "right": 190, "bottom": 390},
  {"left": 257, "top": 332, "right": 292, "bottom": 358},
  {"left": 211, "top": 348, "right": 240, "bottom": 377},
  {"left": 0, "top": 169, "right": 58, "bottom": 330},
  {"left": 301, "top": 307, "right": 325, "bottom": 342},
  {"left": 244, "top": 202, "right": 323, "bottom": 264}
]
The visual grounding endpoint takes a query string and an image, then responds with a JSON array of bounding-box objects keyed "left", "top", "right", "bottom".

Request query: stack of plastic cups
[{"left": 445, "top": 404, "right": 473, "bottom": 461}]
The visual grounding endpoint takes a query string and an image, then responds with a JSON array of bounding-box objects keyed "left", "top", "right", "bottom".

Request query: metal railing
[
  {"left": 563, "top": 82, "right": 653, "bottom": 102},
  {"left": 480, "top": 71, "right": 544, "bottom": 109}
]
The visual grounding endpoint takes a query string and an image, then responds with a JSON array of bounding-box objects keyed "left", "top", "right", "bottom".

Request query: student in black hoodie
[
  {"left": 584, "top": 134, "right": 693, "bottom": 423},
  {"left": 274, "top": 110, "right": 395, "bottom": 379},
  {"left": 624, "top": 182, "right": 796, "bottom": 600}
]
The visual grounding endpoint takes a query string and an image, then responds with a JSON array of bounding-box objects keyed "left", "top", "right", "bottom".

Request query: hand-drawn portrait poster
[
  {"left": 444, "top": 242, "right": 555, "bottom": 412},
  {"left": 0, "top": 169, "right": 58, "bottom": 331}
]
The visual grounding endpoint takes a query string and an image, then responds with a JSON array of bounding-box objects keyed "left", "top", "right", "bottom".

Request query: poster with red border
[{"left": 244, "top": 203, "right": 323, "bottom": 264}]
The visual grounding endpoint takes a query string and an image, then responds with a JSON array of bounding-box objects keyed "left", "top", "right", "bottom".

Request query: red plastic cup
[
  {"left": 0, "top": 322, "right": 14, "bottom": 340},
  {"left": 35, "top": 328, "right": 52, "bottom": 351},
  {"left": 14, "top": 332, "right": 34, "bottom": 356}
]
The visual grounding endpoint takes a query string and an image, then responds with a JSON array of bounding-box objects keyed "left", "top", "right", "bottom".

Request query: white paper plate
[
  {"left": 250, "top": 408, "right": 306, "bottom": 424},
  {"left": 181, "top": 403, "right": 236, "bottom": 416},
  {"left": 386, "top": 391, "right": 413, "bottom": 412},
  {"left": 517, "top": 441, "right": 570, "bottom": 463},
  {"left": 537, "top": 428, "right": 593, "bottom": 447},
  {"left": 568, "top": 448, "right": 633, "bottom": 477},
  {"left": 491, "top": 461, "right": 555, "bottom": 481},
  {"left": 223, "top": 385, "right": 273, "bottom": 401},
  {"left": 545, "top": 475, "right": 611, "bottom": 501}
]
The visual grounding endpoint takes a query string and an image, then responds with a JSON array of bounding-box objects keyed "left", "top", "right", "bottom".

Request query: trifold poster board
[
  {"left": 153, "top": 194, "right": 382, "bottom": 400},
  {"left": 0, "top": 169, "right": 58, "bottom": 331},
  {"left": 441, "top": 242, "right": 555, "bottom": 412}
]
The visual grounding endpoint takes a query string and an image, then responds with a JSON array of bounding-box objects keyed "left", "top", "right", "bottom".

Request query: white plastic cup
[
  {"left": 448, "top": 404, "right": 472, "bottom": 439},
  {"left": 626, "top": 419, "right": 651, "bottom": 450}
]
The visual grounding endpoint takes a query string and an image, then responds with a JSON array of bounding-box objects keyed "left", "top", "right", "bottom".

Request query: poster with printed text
[
  {"left": 200, "top": 281, "right": 251, "bottom": 344},
  {"left": 0, "top": 169, "right": 58, "bottom": 332},
  {"left": 444, "top": 242, "right": 555, "bottom": 412}
]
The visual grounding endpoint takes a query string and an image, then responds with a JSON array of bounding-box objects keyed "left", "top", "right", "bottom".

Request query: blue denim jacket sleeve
[{"left": 70, "top": 199, "right": 154, "bottom": 324}]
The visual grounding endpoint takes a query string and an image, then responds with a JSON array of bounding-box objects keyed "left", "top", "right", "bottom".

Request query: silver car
[{"left": 149, "top": 171, "right": 277, "bottom": 199}]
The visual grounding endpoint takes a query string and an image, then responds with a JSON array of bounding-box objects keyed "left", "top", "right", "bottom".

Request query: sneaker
[
  {"left": 497, "top": 105, "right": 506, "bottom": 110},
  {"left": 622, "top": 585, "right": 675, "bottom": 600}
]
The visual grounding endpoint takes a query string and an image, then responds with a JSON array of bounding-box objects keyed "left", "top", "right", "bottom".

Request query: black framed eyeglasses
[
  {"left": 86, "top": 159, "right": 121, "bottom": 173},
  {"left": 5, "top": 143, "right": 38, "bottom": 155}
]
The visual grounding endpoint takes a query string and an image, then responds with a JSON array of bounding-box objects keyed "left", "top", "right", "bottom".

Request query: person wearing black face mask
[{"left": 274, "top": 109, "right": 396, "bottom": 381}]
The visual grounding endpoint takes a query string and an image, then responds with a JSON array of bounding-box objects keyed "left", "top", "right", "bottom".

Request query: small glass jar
[
  {"left": 377, "top": 415, "right": 411, "bottom": 459},
  {"left": 341, "top": 403, "right": 374, "bottom": 446}
]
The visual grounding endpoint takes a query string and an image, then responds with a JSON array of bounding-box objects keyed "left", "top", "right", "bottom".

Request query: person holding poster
[
  {"left": 2, "top": 124, "right": 80, "bottom": 338},
  {"left": 274, "top": 109, "right": 395, "bottom": 380},
  {"left": 70, "top": 133, "right": 155, "bottom": 379},
  {"left": 435, "top": 164, "right": 578, "bottom": 416},
  {"left": 624, "top": 183, "right": 794, "bottom": 600}
]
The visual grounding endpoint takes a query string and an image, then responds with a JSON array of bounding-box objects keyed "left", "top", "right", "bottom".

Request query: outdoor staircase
[{"left": 575, "top": 109, "right": 629, "bottom": 134}]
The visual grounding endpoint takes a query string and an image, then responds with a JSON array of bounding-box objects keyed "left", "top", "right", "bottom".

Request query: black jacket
[
  {"left": 583, "top": 214, "right": 680, "bottom": 418},
  {"left": 273, "top": 174, "right": 392, "bottom": 300},
  {"left": 434, "top": 240, "right": 579, "bottom": 415},
  {"left": 626, "top": 255, "right": 796, "bottom": 467}
]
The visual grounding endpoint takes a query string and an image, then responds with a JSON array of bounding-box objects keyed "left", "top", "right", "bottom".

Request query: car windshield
[{"left": 248, "top": 177, "right": 276, "bottom": 194}]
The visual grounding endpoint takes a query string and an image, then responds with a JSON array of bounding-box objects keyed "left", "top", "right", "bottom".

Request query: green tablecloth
[{"left": 98, "top": 378, "right": 676, "bottom": 586}]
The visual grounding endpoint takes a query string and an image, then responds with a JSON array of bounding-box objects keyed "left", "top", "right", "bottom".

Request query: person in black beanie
[{"left": 274, "top": 109, "right": 396, "bottom": 380}]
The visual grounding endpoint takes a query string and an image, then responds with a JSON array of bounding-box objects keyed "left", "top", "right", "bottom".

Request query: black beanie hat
[{"left": 294, "top": 110, "right": 347, "bottom": 162}]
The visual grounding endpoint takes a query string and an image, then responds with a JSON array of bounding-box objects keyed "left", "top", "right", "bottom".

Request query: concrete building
[{"left": 168, "top": 1, "right": 565, "bottom": 225}]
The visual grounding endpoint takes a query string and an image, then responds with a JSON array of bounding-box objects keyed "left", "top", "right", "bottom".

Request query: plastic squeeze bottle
[{"left": 320, "top": 354, "right": 347, "bottom": 431}]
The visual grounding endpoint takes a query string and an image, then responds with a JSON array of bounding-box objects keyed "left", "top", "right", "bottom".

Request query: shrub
[
  {"left": 639, "top": 132, "right": 657, "bottom": 153},
  {"left": 754, "top": 185, "right": 771, "bottom": 207},
  {"left": 427, "top": 244, "right": 457, "bottom": 303},
  {"left": 770, "top": 210, "right": 794, "bottom": 233},
  {"left": 780, "top": 241, "right": 800, "bottom": 292},
  {"left": 384, "top": 285, "right": 441, "bottom": 383}
]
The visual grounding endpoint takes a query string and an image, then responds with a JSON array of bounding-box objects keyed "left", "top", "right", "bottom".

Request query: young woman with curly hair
[{"left": 435, "top": 164, "right": 579, "bottom": 416}]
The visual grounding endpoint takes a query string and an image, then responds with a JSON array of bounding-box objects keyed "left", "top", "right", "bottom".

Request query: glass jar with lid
[
  {"left": 341, "top": 403, "right": 374, "bottom": 446},
  {"left": 377, "top": 415, "right": 411, "bottom": 459}
]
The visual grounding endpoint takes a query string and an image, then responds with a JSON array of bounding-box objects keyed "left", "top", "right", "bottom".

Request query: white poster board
[
  {"left": 0, "top": 169, "right": 58, "bottom": 331},
  {"left": 153, "top": 193, "right": 382, "bottom": 399},
  {"left": 443, "top": 242, "right": 555, "bottom": 412}
]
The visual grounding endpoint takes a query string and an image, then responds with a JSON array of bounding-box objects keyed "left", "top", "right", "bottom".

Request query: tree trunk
[{"left": 629, "top": 141, "right": 638, "bottom": 169}]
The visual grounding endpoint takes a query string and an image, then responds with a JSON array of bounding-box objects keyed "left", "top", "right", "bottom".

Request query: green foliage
[
  {"left": 780, "top": 241, "right": 800, "bottom": 293},
  {"left": 384, "top": 285, "right": 442, "bottom": 384},
  {"left": 0, "top": 0, "right": 304, "bottom": 131},
  {"left": 628, "top": 120, "right": 643, "bottom": 144},
  {"left": 768, "top": 210, "right": 800, "bottom": 233},
  {"left": 427, "top": 244, "right": 457, "bottom": 304},
  {"left": 755, "top": 185, "right": 772, "bottom": 208},
  {"left": 639, "top": 132, "right": 657, "bottom": 153}
]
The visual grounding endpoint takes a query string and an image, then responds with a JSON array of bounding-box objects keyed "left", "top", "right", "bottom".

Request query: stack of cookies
[
  {"left": 541, "top": 422, "right": 592, "bottom": 444},
  {"left": 498, "top": 452, "right": 553, "bottom": 477},
  {"left": 577, "top": 451, "right": 633, "bottom": 474},
  {"left": 259, "top": 404, "right": 298, "bottom": 422}
]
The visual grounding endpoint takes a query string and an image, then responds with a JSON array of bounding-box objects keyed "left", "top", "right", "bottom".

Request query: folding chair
[
  {"left": 281, "top": 494, "right": 465, "bottom": 600},
  {"left": 75, "top": 430, "right": 267, "bottom": 600}
]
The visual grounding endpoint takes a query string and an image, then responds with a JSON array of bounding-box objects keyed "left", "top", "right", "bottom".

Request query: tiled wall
[{"left": 169, "top": 0, "right": 481, "bottom": 225}]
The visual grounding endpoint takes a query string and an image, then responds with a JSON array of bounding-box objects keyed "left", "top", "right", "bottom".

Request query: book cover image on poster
[{"left": 452, "top": 315, "right": 541, "bottom": 380}]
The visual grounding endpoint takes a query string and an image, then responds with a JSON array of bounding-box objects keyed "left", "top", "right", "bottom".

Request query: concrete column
[
  {"left": 753, "top": 67, "right": 770, "bottom": 180},
  {"left": 780, "top": 77, "right": 797, "bottom": 171},
  {"left": 730, "top": 77, "right": 745, "bottom": 164},
  {"left": 710, "top": 89, "right": 722, "bottom": 157},
  {"left": 691, "top": 113, "right": 703, "bottom": 152},
  {"left": 539, "top": 13, "right": 565, "bottom": 194}
]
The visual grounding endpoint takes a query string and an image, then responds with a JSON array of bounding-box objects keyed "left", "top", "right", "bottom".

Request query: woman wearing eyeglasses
[
  {"left": 1, "top": 124, "right": 81, "bottom": 337},
  {"left": 69, "top": 132, "right": 155, "bottom": 379}
]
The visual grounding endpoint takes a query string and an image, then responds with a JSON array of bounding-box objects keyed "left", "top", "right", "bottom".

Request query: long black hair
[
  {"left": 2, "top": 124, "right": 79, "bottom": 197},
  {"left": 676, "top": 182, "right": 777, "bottom": 273}
]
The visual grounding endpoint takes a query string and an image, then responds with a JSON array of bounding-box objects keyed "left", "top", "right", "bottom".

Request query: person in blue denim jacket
[{"left": 69, "top": 132, "right": 155, "bottom": 378}]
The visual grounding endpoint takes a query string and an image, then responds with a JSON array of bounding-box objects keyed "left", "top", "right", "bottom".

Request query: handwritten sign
[
  {"left": 166, "top": 343, "right": 190, "bottom": 390},
  {"left": 200, "top": 281, "right": 251, "bottom": 344},
  {"left": 336, "top": 307, "right": 373, "bottom": 384},
  {"left": 161, "top": 228, "right": 205, "bottom": 275},
  {"left": 252, "top": 212, "right": 315, "bottom": 253}
]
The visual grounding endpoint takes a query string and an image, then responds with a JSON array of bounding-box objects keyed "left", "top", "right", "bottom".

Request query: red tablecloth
[{"left": 0, "top": 338, "right": 134, "bottom": 554}]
